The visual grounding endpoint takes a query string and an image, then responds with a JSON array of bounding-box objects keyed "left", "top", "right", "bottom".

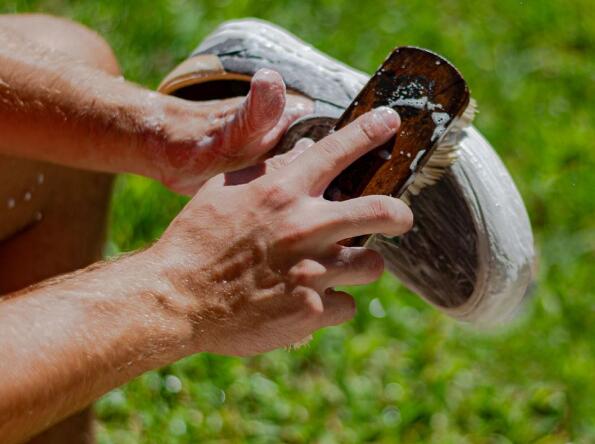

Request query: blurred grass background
[{"left": 2, "top": 0, "right": 594, "bottom": 442}]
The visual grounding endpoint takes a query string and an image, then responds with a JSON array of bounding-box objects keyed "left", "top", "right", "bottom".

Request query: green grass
[{"left": 2, "top": 0, "right": 594, "bottom": 442}]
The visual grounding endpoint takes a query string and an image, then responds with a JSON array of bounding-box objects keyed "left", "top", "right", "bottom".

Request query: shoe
[{"left": 159, "top": 18, "right": 536, "bottom": 325}]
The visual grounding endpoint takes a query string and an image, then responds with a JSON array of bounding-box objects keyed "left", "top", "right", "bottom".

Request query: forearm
[
  {"left": 0, "top": 26, "right": 206, "bottom": 181},
  {"left": 0, "top": 251, "right": 195, "bottom": 444}
]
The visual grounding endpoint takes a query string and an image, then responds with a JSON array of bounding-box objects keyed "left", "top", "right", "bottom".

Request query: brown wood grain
[{"left": 324, "top": 46, "right": 470, "bottom": 246}]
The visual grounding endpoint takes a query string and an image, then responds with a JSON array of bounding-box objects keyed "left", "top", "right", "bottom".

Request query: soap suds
[
  {"left": 431, "top": 112, "right": 450, "bottom": 141},
  {"left": 387, "top": 83, "right": 450, "bottom": 142},
  {"left": 391, "top": 97, "right": 428, "bottom": 110},
  {"left": 409, "top": 149, "right": 427, "bottom": 172}
]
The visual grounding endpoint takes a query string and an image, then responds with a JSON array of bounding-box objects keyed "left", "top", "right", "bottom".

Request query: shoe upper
[{"left": 193, "top": 18, "right": 369, "bottom": 118}]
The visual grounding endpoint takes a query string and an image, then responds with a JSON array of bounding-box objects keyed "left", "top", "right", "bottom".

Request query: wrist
[
  {"left": 99, "top": 249, "right": 200, "bottom": 366},
  {"left": 136, "top": 244, "right": 215, "bottom": 356},
  {"left": 134, "top": 94, "right": 214, "bottom": 188},
  {"left": 144, "top": 238, "right": 224, "bottom": 354},
  {"left": 90, "top": 84, "right": 173, "bottom": 180}
]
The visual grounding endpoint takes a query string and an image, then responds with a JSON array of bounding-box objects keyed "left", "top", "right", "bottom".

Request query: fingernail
[
  {"left": 372, "top": 106, "right": 400, "bottom": 131},
  {"left": 253, "top": 68, "right": 283, "bottom": 84}
]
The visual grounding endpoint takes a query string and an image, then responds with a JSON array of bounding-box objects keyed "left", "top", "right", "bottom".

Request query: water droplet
[
  {"left": 369, "top": 298, "right": 386, "bottom": 318},
  {"left": 164, "top": 375, "right": 182, "bottom": 393},
  {"left": 35, "top": 211, "right": 43, "bottom": 221},
  {"left": 7, "top": 198, "right": 15, "bottom": 209},
  {"left": 24, "top": 192, "right": 32, "bottom": 201}
]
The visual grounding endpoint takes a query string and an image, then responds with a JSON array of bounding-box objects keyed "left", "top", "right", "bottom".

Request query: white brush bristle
[{"left": 401, "top": 98, "right": 477, "bottom": 204}]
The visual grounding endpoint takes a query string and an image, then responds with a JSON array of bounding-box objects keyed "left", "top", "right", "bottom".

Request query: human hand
[
  {"left": 149, "top": 106, "right": 412, "bottom": 356},
  {"left": 143, "top": 68, "right": 312, "bottom": 194}
]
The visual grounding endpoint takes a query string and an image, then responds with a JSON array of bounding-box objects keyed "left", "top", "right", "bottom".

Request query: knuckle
[
  {"left": 368, "top": 197, "right": 413, "bottom": 230},
  {"left": 256, "top": 182, "right": 295, "bottom": 209},
  {"left": 277, "top": 218, "right": 311, "bottom": 246},
  {"left": 267, "top": 155, "right": 289, "bottom": 170},
  {"left": 288, "top": 260, "right": 324, "bottom": 286},
  {"left": 288, "top": 264, "right": 311, "bottom": 287},
  {"left": 361, "top": 249, "right": 385, "bottom": 277},
  {"left": 368, "top": 197, "right": 396, "bottom": 222},
  {"left": 280, "top": 228, "right": 307, "bottom": 246},
  {"left": 293, "top": 288, "right": 324, "bottom": 317},
  {"left": 303, "top": 293, "right": 325, "bottom": 317},
  {"left": 357, "top": 113, "right": 386, "bottom": 144},
  {"left": 316, "top": 137, "right": 351, "bottom": 170}
]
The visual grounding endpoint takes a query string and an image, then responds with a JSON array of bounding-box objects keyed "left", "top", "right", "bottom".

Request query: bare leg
[{"left": 0, "top": 14, "right": 120, "bottom": 443}]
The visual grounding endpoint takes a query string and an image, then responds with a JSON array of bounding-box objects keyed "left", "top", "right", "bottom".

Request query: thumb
[{"left": 224, "top": 68, "right": 286, "bottom": 148}]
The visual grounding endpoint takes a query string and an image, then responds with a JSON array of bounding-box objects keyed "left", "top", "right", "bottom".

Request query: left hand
[{"left": 143, "top": 68, "right": 312, "bottom": 194}]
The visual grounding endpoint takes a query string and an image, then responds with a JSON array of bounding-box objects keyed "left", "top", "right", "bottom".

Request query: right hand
[{"left": 150, "top": 106, "right": 413, "bottom": 356}]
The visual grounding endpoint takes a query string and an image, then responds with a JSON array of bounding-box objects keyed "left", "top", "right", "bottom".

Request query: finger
[
  {"left": 255, "top": 96, "right": 314, "bottom": 151},
  {"left": 272, "top": 137, "right": 315, "bottom": 166},
  {"left": 288, "top": 279, "right": 355, "bottom": 330},
  {"left": 317, "top": 289, "right": 356, "bottom": 327},
  {"left": 313, "top": 247, "right": 384, "bottom": 289},
  {"left": 222, "top": 69, "right": 286, "bottom": 152},
  {"left": 223, "top": 138, "right": 315, "bottom": 186},
  {"left": 292, "top": 137, "right": 316, "bottom": 155},
  {"left": 306, "top": 195, "right": 413, "bottom": 244},
  {"left": 285, "top": 107, "right": 400, "bottom": 194},
  {"left": 259, "top": 137, "right": 315, "bottom": 172},
  {"left": 287, "top": 258, "right": 328, "bottom": 287}
]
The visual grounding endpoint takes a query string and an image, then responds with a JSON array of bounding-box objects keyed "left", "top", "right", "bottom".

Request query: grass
[{"left": 2, "top": 0, "right": 594, "bottom": 442}]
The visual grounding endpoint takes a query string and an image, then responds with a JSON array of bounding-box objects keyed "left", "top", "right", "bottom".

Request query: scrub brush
[{"left": 322, "top": 46, "right": 477, "bottom": 246}]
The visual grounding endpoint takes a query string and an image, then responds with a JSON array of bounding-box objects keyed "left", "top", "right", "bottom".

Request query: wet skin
[{"left": 0, "top": 14, "right": 412, "bottom": 444}]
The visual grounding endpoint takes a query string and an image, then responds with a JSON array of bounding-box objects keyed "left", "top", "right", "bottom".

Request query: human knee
[{"left": 0, "top": 13, "right": 120, "bottom": 76}]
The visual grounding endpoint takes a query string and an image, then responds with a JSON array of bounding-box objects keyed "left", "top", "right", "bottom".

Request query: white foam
[
  {"left": 391, "top": 97, "right": 427, "bottom": 109},
  {"left": 431, "top": 112, "right": 450, "bottom": 141},
  {"left": 409, "top": 149, "right": 427, "bottom": 172}
]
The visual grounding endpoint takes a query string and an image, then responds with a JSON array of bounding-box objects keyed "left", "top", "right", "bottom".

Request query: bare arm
[
  {"left": 0, "top": 107, "right": 411, "bottom": 443},
  {"left": 0, "top": 252, "right": 193, "bottom": 443},
  {"left": 0, "top": 25, "right": 311, "bottom": 194}
]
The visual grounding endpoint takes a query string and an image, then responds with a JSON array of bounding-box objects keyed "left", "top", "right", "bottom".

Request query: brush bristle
[{"left": 401, "top": 98, "right": 477, "bottom": 204}]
